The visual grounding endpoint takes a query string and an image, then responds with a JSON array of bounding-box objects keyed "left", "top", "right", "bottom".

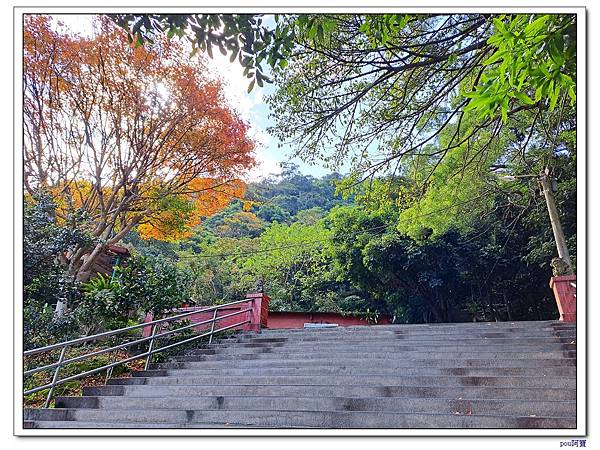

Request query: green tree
[
  {"left": 267, "top": 14, "right": 576, "bottom": 177},
  {"left": 242, "top": 221, "right": 333, "bottom": 311},
  {"left": 114, "top": 256, "right": 193, "bottom": 317},
  {"left": 180, "top": 237, "right": 258, "bottom": 305}
]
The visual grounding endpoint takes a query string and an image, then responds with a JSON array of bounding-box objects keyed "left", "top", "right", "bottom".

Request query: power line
[{"left": 174, "top": 192, "right": 490, "bottom": 260}]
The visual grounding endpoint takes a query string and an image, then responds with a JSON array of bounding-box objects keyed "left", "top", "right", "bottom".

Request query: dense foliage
[
  {"left": 128, "top": 155, "right": 576, "bottom": 323},
  {"left": 23, "top": 13, "right": 578, "bottom": 355},
  {"left": 23, "top": 195, "right": 195, "bottom": 349}
]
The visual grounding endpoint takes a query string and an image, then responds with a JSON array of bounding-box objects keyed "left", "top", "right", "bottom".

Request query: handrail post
[
  {"left": 104, "top": 349, "right": 116, "bottom": 385},
  {"left": 208, "top": 308, "right": 218, "bottom": 345},
  {"left": 44, "top": 345, "right": 68, "bottom": 408},
  {"left": 144, "top": 324, "right": 158, "bottom": 371},
  {"left": 245, "top": 292, "right": 270, "bottom": 332}
]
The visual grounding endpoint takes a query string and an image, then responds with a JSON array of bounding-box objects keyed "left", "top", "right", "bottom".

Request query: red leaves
[{"left": 24, "top": 15, "right": 256, "bottom": 244}]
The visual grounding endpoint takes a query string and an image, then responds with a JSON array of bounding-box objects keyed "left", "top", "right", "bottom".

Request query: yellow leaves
[
  {"left": 47, "top": 181, "right": 98, "bottom": 224},
  {"left": 187, "top": 178, "right": 246, "bottom": 215},
  {"left": 136, "top": 178, "right": 247, "bottom": 242},
  {"left": 137, "top": 218, "right": 194, "bottom": 242}
]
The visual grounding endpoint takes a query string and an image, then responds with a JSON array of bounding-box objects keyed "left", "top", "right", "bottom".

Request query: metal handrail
[
  {"left": 24, "top": 298, "right": 251, "bottom": 356},
  {"left": 24, "top": 308, "right": 252, "bottom": 376},
  {"left": 23, "top": 298, "right": 256, "bottom": 406}
]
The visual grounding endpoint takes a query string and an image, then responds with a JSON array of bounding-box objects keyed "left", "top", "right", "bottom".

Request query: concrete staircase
[{"left": 24, "top": 320, "right": 577, "bottom": 429}]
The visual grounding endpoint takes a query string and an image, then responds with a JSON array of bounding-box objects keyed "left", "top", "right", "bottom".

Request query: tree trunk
[{"left": 54, "top": 242, "right": 107, "bottom": 316}]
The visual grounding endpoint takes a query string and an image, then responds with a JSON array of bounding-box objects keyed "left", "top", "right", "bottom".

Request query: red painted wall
[
  {"left": 549, "top": 275, "right": 576, "bottom": 322},
  {"left": 142, "top": 293, "right": 390, "bottom": 335},
  {"left": 267, "top": 311, "right": 392, "bottom": 329}
]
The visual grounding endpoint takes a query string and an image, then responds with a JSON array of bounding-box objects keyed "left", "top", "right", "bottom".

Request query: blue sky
[
  {"left": 51, "top": 14, "right": 340, "bottom": 181},
  {"left": 203, "top": 48, "right": 344, "bottom": 181}
]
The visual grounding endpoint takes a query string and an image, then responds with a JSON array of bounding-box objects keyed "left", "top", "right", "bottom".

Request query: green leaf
[
  {"left": 463, "top": 95, "right": 491, "bottom": 112},
  {"left": 247, "top": 79, "right": 256, "bottom": 93},
  {"left": 548, "top": 38, "right": 564, "bottom": 66},
  {"left": 535, "top": 85, "right": 544, "bottom": 101},
  {"left": 548, "top": 84, "right": 558, "bottom": 111},
  {"left": 493, "top": 18, "right": 507, "bottom": 34},
  {"left": 558, "top": 73, "right": 574, "bottom": 88},
  {"left": 483, "top": 50, "right": 507, "bottom": 66},
  {"left": 524, "top": 15, "right": 550, "bottom": 36},
  {"left": 568, "top": 85, "right": 576, "bottom": 104},
  {"left": 513, "top": 91, "right": 536, "bottom": 105},
  {"left": 316, "top": 23, "right": 324, "bottom": 42},
  {"left": 322, "top": 19, "right": 336, "bottom": 34},
  {"left": 501, "top": 106, "right": 508, "bottom": 123}
]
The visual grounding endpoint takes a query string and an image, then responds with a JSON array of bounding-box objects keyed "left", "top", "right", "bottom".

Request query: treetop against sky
[
  {"left": 47, "top": 13, "right": 341, "bottom": 180},
  {"left": 41, "top": 12, "right": 577, "bottom": 185}
]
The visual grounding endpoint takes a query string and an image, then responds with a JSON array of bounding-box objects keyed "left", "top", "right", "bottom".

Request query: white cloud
[
  {"left": 208, "top": 52, "right": 262, "bottom": 117},
  {"left": 206, "top": 52, "right": 280, "bottom": 182},
  {"left": 245, "top": 149, "right": 282, "bottom": 182}
]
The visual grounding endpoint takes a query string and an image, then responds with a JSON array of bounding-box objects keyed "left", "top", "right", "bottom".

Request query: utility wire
[{"left": 174, "top": 192, "right": 490, "bottom": 260}]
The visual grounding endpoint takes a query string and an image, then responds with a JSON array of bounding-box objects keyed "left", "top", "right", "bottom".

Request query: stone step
[
  {"left": 54, "top": 395, "right": 576, "bottom": 417},
  {"left": 109, "top": 374, "right": 575, "bottom": 389},
  {"left": 84, "top": 383, "right": 576, "bottom": 401},
  {"left": 23, "top": 408, "right": 576, "bottom": 428},
  {"left": 253, "top": 320, "right": 572, "bottom": 330},
  {"left": 152, "top": 357, "right": 576, "bottom": 370},
  {"left": 23, "top": 321, "right": 576, "bottom": 430},
  {"left": 244, "top": 331, "right": 576, "bottom": 340},
  {"left": 23, "top": 420, "right": 264, "bottom": 429},
  {"left": 215, "top": 336, "right": 577, "bottom": 346},
  {"left": 173, "top": 350, "right": 577, "bottom": 362},
  {"left": 246, "top": 323, "right": 574, "bottom": 335},
  {"left": 188, "top": 343, "right": 577, "bottom": 354},
  {"left": 235, "top": 327, "right": 576, "bottom": 336},
  {"left": 141, "top": 365, "right": 576, "bottom": 377}
]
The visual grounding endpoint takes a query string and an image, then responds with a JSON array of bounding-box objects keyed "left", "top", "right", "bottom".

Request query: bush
[
  {"left": 115, "top": 255, "right": 193, "bottom": 316},
  {"left": 23, "top": 300, "right": 79, "bottom": 350}
]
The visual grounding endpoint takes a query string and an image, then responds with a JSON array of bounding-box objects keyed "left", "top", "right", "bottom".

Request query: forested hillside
[{"left": 123, "top": 150, "right": 576, "bottom": 324}]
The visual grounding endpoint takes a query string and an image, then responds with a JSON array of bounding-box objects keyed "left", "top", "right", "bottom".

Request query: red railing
[{"left": 142, "top": 292, "right": 270, "bottom": 337}]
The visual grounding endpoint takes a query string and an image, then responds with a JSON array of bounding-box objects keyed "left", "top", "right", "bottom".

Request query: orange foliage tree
[{"left": 23, "top": 15, "right": 255, "bottom": 282}]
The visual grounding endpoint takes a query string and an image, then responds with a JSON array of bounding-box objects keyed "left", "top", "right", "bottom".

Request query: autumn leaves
[{"left": 24, "top": 15, "right": 256, "bottom": 277}]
